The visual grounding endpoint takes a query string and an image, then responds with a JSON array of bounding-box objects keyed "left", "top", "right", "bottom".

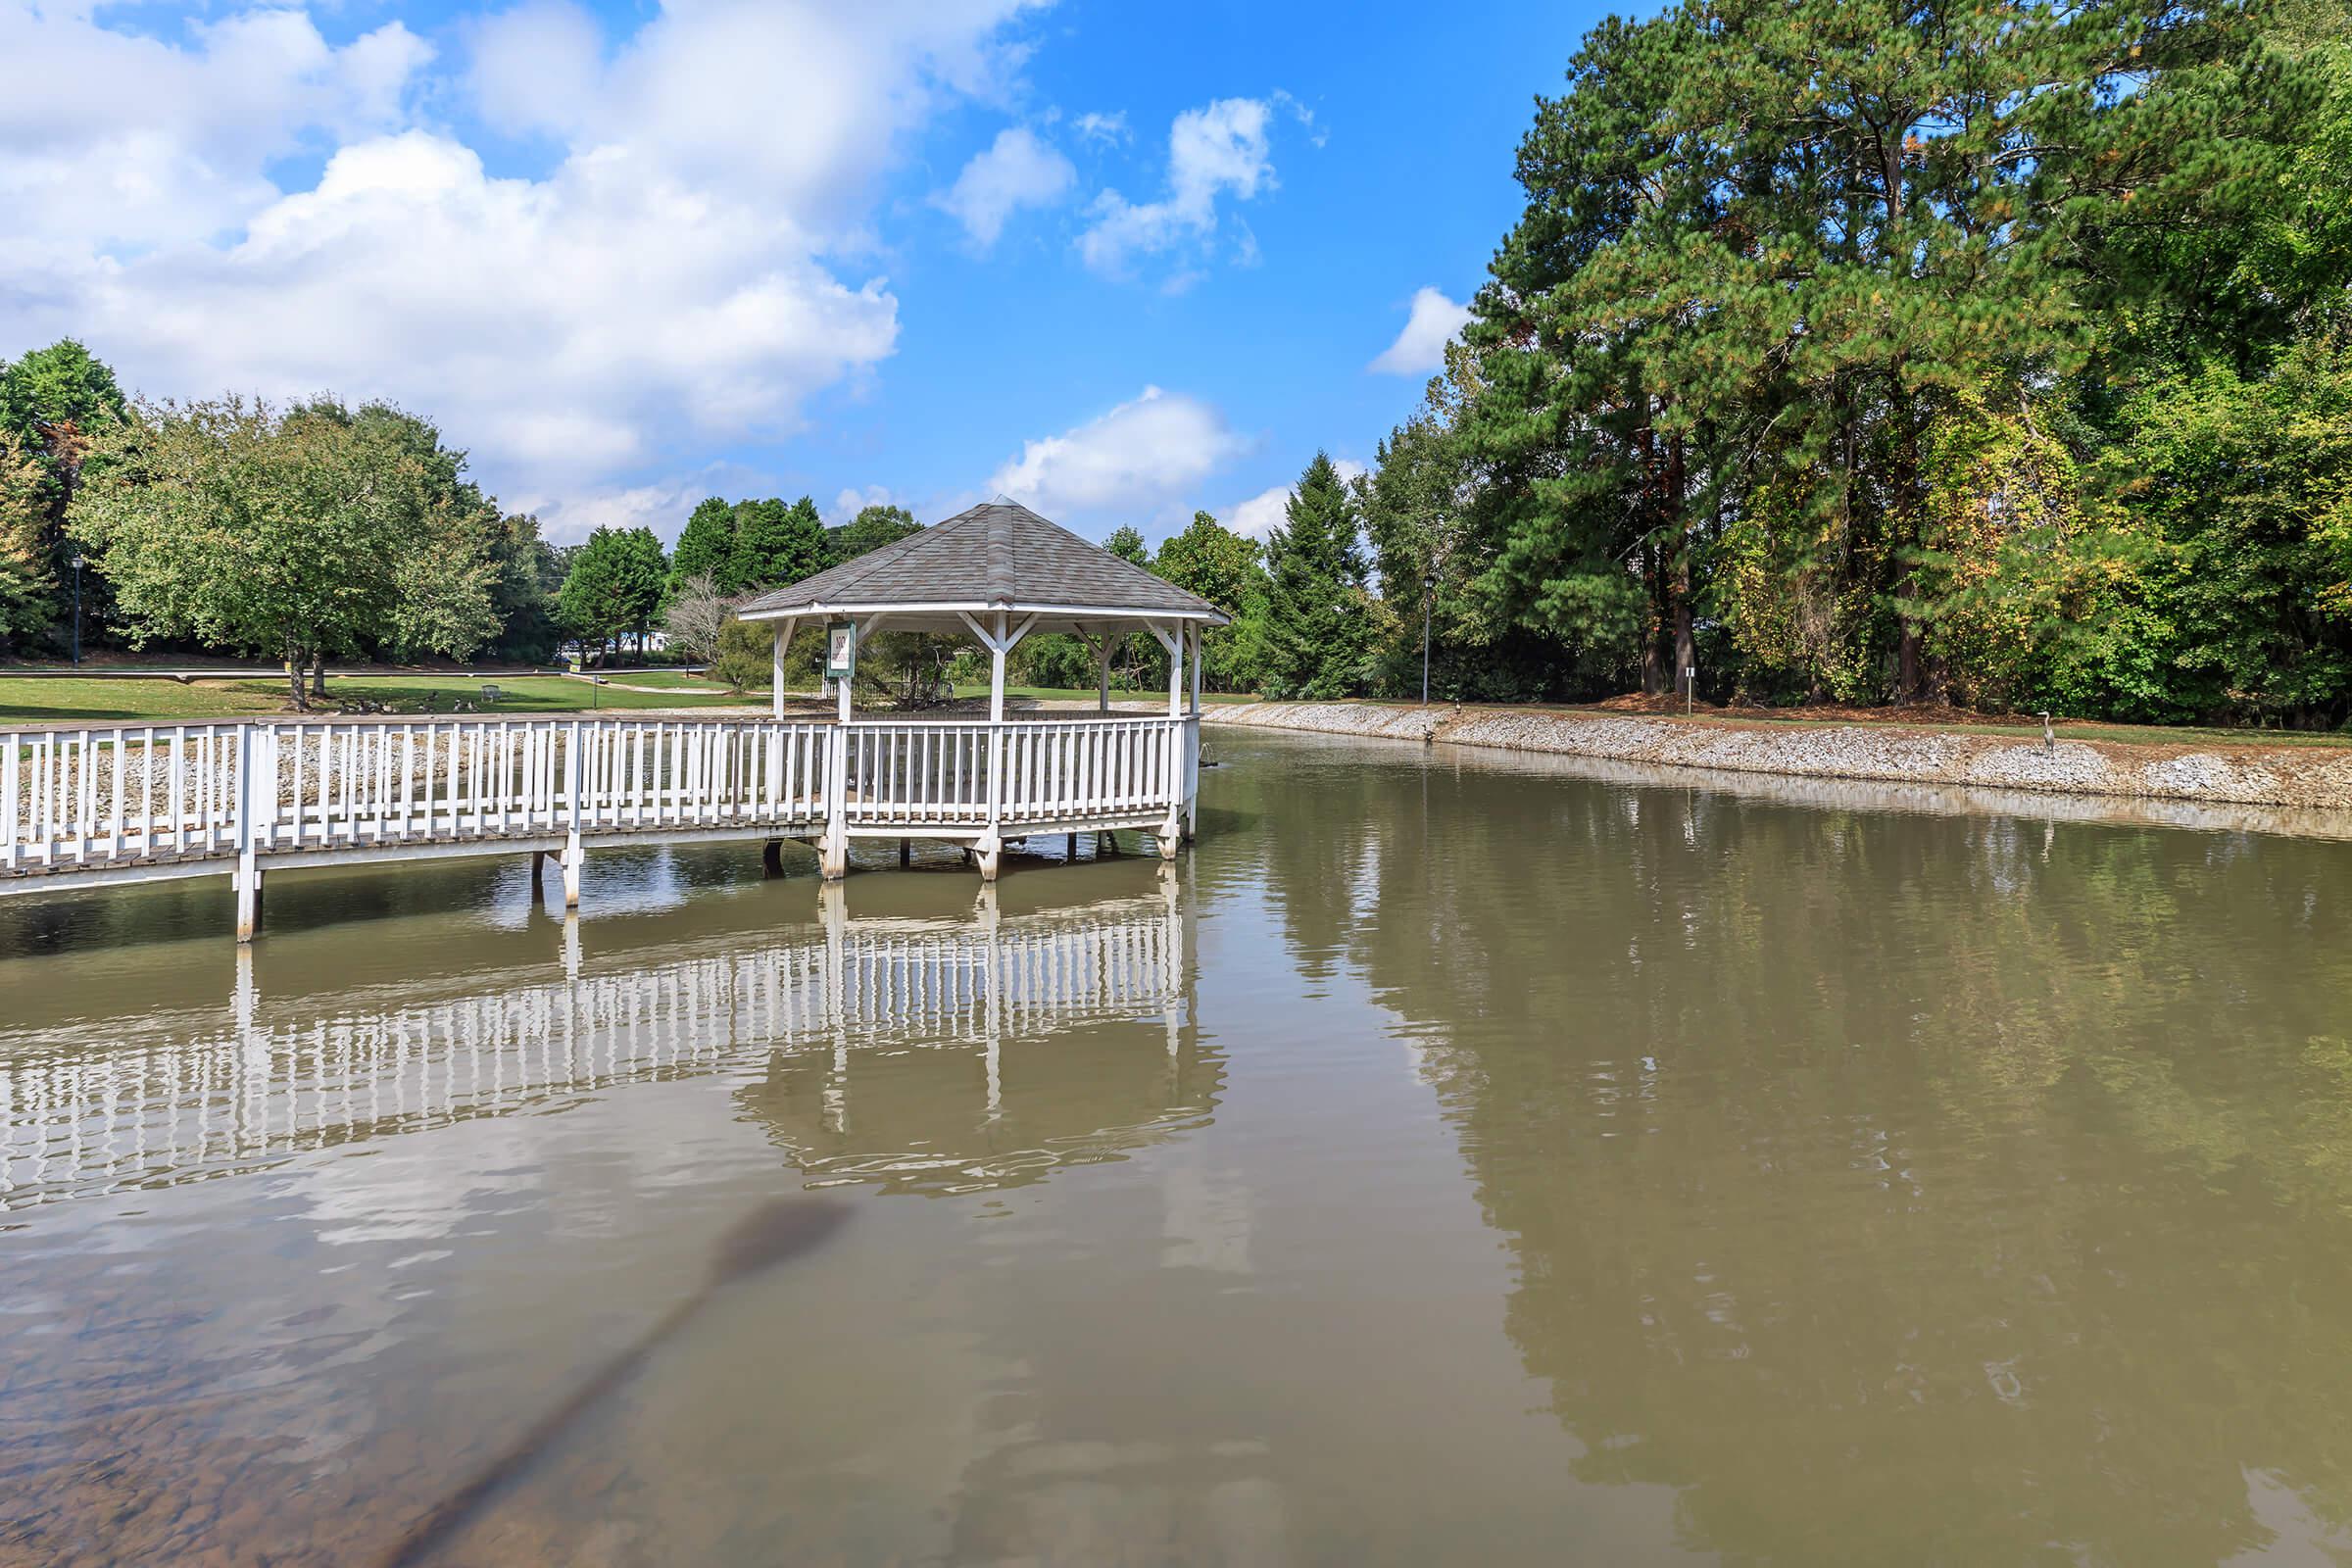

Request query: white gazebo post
[
  {"left": 769, "top": 617, "right": 796, "bottom": 720},
  {"left": 837, "top": 632, "right": 854, "bottom": 726},
  {"left": 983, "top": 610, "right": 1006, "bottom": 881},
  {"left": 820, "top": 620, "right": 852, "bottom": 880},
  {"left": 1150, "top": 620, "right": 1185, "bottom": 858},
  {"left": 955, "top": 608, "right": 1034, "bottom": 883}
]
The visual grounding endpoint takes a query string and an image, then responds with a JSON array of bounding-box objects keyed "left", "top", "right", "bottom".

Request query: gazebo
[{"left": 734, "top": 502, "right": 1227, "bottom": 880}]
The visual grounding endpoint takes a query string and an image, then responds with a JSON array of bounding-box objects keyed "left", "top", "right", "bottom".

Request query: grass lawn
[
  {"left": 595, "top": 669, "right": 728, "bottom": 690},
  {"left": 0, "top": 673, "right": 752, "bottom": 725},
  {"left": 951, "top": 683, "right": 1261, "bottom": 707}
]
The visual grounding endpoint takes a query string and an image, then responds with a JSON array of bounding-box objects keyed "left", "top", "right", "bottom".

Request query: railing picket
[{"left": 2, "top": 732, "right": 17, "bottom": 872}]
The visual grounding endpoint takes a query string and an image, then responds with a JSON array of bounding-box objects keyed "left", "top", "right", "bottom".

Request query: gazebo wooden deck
[
  {"left": 737, "top": 502, "right": 1226, "bottom": 881},
  {"left": 0, "top": 504, "right": 1224, "bottom": 939}
]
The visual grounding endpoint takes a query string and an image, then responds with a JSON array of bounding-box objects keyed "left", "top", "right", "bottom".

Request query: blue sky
[{"left": 0, "top": 0, "right": 1607, "bottom": 545}]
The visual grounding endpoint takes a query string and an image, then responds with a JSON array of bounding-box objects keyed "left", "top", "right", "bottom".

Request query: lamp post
[
  {"left": 70, "top": 554, "right": 84, "bottom": 667},
  {"left": 1420, "top": 568, "right": 1437, "bottom": 706}
]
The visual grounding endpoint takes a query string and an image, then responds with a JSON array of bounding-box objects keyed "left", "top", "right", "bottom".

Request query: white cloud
[
  {"left": 830, "top": 484, "right": 900, "bottom": 521},
  {"left": 0, "top": 7, "right": 431, "bottom": 254},
  {"left": 1079, "top": 96, "right": 1276, "bottom": 276},
  {"left": 0, "top": 0, "right": 1043, "bottom": 504},
  {"left": 934, "top": 126, "right": 1074, "bottom": 248},
  {"left": 1226, "top": 484, "right": 1291, "bottom": 541},
  {"left": 1226, "top": 459, "right": 1365, "bottom": 540},
  {"left": 988, "top": 386, "right": 1250, "bottom": 520},
  {"left": 522, "top": 478, "right": 709, "bottom": 546},
  {"left": 36, "top": 129, "right": 899, "bottom": 486},
  {"left": 1073, "top": 110, "right": 1127, "bottom": 145},
  {"left": 467, "top": 1, "right": 605, "bottom": 141},
  {"left": 1369, "top": 287, "right": 1472, "bottom": 376}
]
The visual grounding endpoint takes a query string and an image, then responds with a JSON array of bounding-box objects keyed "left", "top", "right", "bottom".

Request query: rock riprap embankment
[{"left": 1205, "top": 702, "right": 2352, "bottom": 813}]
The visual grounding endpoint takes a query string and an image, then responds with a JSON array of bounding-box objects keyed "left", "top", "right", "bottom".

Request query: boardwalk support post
[
  {"left": 1184, "top": 623, "right": 1201, "bottom": 843},
  {"left": 820, "top": 724, "right": 848, "bottom": 880},
  {"left": 233, "top": 721, "right": 264, "bottom": 943},
  {"left": 1149, "top": 621, "right": 1185, "bottom": 859},
  {"left": 563, "top": 719, "right": 583, "bottom": 908}
]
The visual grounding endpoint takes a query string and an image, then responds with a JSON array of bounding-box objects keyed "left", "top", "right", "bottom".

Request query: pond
[{"left": 4, "top": 729, "right": 2351, "bottom": 1566}]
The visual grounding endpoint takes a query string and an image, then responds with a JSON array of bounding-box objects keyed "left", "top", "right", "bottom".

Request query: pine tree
[
  {"left": 558, "top": 525, "right": 668, "bottom": 657},
  {"left": 1260, "top": 454, "right": 1371, "bottom": 699},
  {"left": 730, "top": 496, "right": 826, "bottom": 591},
  {"left": 669, "top": 497, "right": 738, "bottom": 596}
]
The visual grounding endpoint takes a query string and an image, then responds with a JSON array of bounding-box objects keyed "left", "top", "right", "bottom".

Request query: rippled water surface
[{"left": 5, "top": 730, "right": 2352, "bottom": 1566}]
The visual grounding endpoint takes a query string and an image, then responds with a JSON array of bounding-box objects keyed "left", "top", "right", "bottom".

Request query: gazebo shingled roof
[{"left": 734, "top": 502, "right": 1226, "bottom": 627}]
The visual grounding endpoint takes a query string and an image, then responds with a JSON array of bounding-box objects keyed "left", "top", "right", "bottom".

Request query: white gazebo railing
[
  {"left": 2, "top": 710, "right": 1198, "bottom": 939},
  {"left": 841, "top": 715, "right": 1184, "bottom": 830}
]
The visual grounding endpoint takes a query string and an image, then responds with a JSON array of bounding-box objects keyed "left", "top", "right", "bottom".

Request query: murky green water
[{"left": 5, "top": 729, "right": 2352, "bottom": 1566}]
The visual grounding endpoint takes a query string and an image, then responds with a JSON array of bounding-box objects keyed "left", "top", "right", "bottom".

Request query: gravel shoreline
[{"left": 1205, "top": 701, "right": 2352, "bottom": 818}]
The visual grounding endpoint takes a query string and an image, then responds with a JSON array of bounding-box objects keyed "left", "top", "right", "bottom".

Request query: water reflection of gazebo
[
  {"left": 0, "top": 874, "right": 1210, "bottom": 1212},
  {"left": 736, "top": 503, "right": 1228, "bottom": 879},
  {"left": 738, "top": 881, "right": 1217, "bottom": 1197}
]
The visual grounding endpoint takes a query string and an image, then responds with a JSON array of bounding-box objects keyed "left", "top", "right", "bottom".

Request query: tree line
[{"left": 0, "top": 349, "right": 933, "bottom": 709}]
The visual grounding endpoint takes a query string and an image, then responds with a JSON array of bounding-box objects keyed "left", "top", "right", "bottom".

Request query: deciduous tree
[
  {"left": 0, "top": 431, "right": 50, "bottom": 646},
  {"left": 662, "top": 570, "right": 730, "bottom": 665},
  {"left": 69, "top": 396, "right": 500, "bottom": 708},
  {"left": 826, "top": 503, "right": 920, "bottom": 565},
  {"left": 1152, "top": 510, "right": 1268, "bottom": 692},
  {"left": 0, "top": 338, "right": 124, "bottom": 646}
]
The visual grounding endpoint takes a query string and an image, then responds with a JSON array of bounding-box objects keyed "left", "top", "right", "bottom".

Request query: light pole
[
  {"left": 1420, "top": 569, "right": 1437, "bottom": 705},
  {"left": 70, "top": 554, "right": 84, "bottom": 667}
]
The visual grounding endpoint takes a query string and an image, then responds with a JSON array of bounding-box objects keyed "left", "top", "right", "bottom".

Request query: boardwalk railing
[{"left": 2, "top": 714, "right": 1197, "bottom": 928}]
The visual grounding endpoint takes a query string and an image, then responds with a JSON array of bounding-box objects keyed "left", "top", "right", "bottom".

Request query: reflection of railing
[{"left": 0, "top": 882, "right": 1191, "bottom": 1213}]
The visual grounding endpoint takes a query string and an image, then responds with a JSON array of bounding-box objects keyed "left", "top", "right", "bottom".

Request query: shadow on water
[
  {"left": 1209, "top": 728, "right": 2352, "bottom": 1566},
  {"left": 374, "top": 1196, "right": 855, "bottom": 1568}
]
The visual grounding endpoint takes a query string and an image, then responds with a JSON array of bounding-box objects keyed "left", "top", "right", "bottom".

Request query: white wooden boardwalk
[
  {"left": 1, "top": 712, "right": 1200, "bottom": 936},
  {"left": 0, "top": 883, "right": 1197, "bottom": 1212}
]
